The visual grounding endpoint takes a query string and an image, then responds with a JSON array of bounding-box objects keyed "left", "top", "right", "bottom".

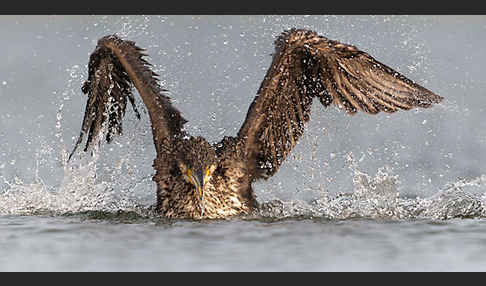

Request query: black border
[
  {"left": 2, "top": 0, "right": 486, "bottom": 14},
  {"left": 2, "top": 0, "right": 485, "bottom": 277}
]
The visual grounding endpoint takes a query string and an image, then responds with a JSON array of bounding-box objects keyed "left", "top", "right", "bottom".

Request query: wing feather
[
  {"left": 69, "top": 35, "right": 186, "bottom": 161},
  {"left": 235, "top": 28, "right": 443, "bottom": 180}
]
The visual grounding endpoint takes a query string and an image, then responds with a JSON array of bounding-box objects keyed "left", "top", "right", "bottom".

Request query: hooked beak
[{"left": 190, "top": 169, "right": 205, "bottom": 217}]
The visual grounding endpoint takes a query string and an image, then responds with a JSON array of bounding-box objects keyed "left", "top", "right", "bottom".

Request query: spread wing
[
  {"left": 69, "top": 35, "right": 187, "bottom": 160},
  {"left": 236, "top": 29, "right": 443, "bottom": 180}
]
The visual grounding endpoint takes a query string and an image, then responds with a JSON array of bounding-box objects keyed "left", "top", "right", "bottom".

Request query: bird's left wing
[{"left": 236, "top": 29, "right": 443, "bottom": 180}]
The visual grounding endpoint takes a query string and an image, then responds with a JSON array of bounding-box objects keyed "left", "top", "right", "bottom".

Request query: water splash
[
  {"left": 258, "top": 154, "right": 486, "bottom": 221},
  {"left": 0, "top": 149, "right": 143, "bottom": 216},
  {"left": 1, "top": 84, "right": 149, "bottom": 216},
  {"left": 2, "top": 144, "right": 485, "bottom": 220}
]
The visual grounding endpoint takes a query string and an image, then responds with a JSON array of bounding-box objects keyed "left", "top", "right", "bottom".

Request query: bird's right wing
[
  {"left": 235, "top": 29, "right": 443, "bottom": 180},
  {"left": 69, "top": 35, "right": 187, "bottom": 161}
]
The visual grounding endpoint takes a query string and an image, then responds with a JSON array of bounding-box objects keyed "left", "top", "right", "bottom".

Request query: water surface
[{"left": 2, "top": 214, "right": 486, "bottom": 271}]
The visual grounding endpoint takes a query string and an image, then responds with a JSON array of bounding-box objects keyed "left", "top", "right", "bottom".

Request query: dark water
[{"left": 1, "top": 15, "right": 486, "bottom": 271}]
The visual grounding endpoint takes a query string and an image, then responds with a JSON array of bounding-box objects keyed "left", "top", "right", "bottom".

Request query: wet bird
[{"left": 69, "top": 29, "right": 443, "bottom": 219}]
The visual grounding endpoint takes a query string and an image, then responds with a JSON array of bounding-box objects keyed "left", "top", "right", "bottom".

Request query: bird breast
[{"left": 201, "top": 166, "right": 249, "bottom": 218}]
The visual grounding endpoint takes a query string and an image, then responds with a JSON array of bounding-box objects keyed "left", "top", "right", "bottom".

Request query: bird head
[{"left": 177, "top": 137, "right": 217, "bottom": 217}]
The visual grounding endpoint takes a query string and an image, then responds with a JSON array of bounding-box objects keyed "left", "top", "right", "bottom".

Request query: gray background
[{"left": 0, "top": 15, "right": 485, "bottom": 204}]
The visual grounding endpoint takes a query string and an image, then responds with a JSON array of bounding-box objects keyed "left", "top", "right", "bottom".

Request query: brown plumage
[{"left": 69, "top": 29, "right": 443, "bottom": 219}]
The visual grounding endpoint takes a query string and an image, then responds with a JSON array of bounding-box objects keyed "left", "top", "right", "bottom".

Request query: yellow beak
[{"left": 188, "top": 170, "right": 205, "bottom": 217}]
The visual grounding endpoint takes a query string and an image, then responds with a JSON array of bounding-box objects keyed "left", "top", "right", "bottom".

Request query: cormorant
[{"left": 69, "top": 29, "right": 443, "bottom": 219}]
